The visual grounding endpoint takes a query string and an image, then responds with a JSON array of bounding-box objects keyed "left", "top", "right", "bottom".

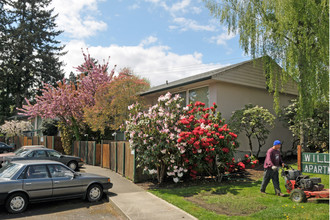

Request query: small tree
[
  {"left": 229, "top": 104, "right": 275, "bottom": 158},
  {"left": 84, "top": 68, "right": 150, "bottom": 133},
  {"left": 280, "top": 100, "right": 329, "bottom": 153},
  {"left": 0, "top": 120, "right": 33, "bottom": 138}
]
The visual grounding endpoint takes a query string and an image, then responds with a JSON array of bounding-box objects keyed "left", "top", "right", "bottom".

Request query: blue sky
[{"left": 51, "top": 0, "right": 249, "bottom": 86}]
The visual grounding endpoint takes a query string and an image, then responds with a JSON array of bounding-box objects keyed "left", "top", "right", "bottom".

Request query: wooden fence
[
  {"left": 73, "top": 140, "right": 147, "bottom": 183},
  {"left": 0, "top": 136, "right": 63, "bottom": 153}
]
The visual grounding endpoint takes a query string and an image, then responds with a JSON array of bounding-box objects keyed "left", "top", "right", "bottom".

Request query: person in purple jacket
[{"left": 260, "top": 140, "right": 285, "bottom": 196}]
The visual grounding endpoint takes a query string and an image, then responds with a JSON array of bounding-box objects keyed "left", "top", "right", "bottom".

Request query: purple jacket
[{"left": 264, "top": 147, "right": 283, "bottom": 169}]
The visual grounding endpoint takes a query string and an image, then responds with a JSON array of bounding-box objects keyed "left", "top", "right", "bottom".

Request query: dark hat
[{"left": 273, "top": 140, "right": 281, "bottom": 146}]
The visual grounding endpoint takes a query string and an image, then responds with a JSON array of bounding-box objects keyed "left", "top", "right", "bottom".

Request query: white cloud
[
  {"left": 128, "top": 3, "right": 140, "bottom": 10},
  {"left": 51, "top": 0, "right": 107, "bottom": 39},
  {"left": 139, "top": 36, "right": 158, "bottom": 47},
  {"left": 170, "top": 0, "right": 191, "bottom": 13},
  {"left": 61, "top": 40, "right": 227, "bottom": 86},
  {"left": 210, "top": 32, "right": 236, "bottom": 46},
  {"left": 144, "top": 0, "right": 191, "bottom": 15},
  {"left": 170, "top": 17, "right": 216, "bottom": 32}
]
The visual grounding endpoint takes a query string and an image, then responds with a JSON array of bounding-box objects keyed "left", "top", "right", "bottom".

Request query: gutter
[{"left": 140, "top": 76, "right": 212, "bottom": 96}]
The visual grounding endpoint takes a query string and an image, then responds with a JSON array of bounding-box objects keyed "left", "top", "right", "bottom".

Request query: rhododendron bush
[
  {"left": 178, "top": 101, "right": 239, "bottom": 181},
  {"left": 125, "top": 92, "right": 239, "bottom": 183},
  {"left": 125, "top": 93, "right": 184, "bottom": 184}
]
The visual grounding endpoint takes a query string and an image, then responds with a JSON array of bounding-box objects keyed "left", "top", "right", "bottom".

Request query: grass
[{"left": 149, "top": 165, "right": 329, "bottom": 220}]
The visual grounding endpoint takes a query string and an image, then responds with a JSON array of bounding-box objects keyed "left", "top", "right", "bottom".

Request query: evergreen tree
[{"left": 0, "top": 0, "right": 65, "bottom": 121}]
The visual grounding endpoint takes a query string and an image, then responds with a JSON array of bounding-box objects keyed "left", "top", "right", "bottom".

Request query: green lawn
[{"left": 150, "top": 166, "right": 329, "bottom": 220}]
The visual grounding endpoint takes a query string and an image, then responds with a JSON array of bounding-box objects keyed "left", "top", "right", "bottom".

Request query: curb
[
  {"left": 146, "top": 192, "right": 198, "bottom": 220},
  {"left": 107, "top": 194, "right": 130, "bottom": 220}
]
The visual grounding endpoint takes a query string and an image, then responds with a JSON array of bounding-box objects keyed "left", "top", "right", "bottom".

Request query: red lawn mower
[{"left": 281, "top": 165, "right": 329, "bottom": 203}]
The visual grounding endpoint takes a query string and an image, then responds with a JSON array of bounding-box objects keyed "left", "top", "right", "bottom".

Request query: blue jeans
[{"left": 260, "top": 168, "right": 281, "bottom": 194}]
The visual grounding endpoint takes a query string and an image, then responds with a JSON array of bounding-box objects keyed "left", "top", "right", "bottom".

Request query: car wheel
[
  {"left": 5, "top": 192, "right": 28, "bottom": 214},
  {"left": 68, "top": 161, "right": 78, "bottom": 171},
  {"left": 87, "top": 184, "right": 103, "bottom": 202},
  {"left": 290, "top": 189, "right": 307, "bottom": 203}
]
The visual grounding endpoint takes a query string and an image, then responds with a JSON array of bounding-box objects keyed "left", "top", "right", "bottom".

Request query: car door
[
  {"left": 46, "top": 150, "right": 62, "bottom": 162},
  {"left": 22, "top": 165, "right": 52, "bottom": 200},
  {"left": 47, "top": 164, "right": 83, "bottom": 197},
  {"left": 31, "top": 150, "right": 49, "bottom": 160}
]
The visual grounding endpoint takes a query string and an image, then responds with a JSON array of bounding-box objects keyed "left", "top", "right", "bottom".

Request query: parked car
[
  {"left": 3, "top": 148, "right": 84, "bottom": 171},
  {"left": 0, "top": 145, "right": 46, "bottom": 167},
  {"left": 0, "top": 160, "right": 112, "bottom": 213},
  {"left": 0, "top": 142, "right": 14, "bottom": 154}
]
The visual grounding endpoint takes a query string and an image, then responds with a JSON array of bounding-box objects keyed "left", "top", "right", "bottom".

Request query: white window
[{"left": 189, "top": 87, "right": 209, "bottom": 107}]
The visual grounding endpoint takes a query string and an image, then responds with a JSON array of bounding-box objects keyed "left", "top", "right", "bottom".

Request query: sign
[{"left": 301, "top": 152, "right": 329, "bottom": 175}]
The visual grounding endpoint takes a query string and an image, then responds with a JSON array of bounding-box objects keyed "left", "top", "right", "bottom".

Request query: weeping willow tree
[{"left": 204, "top": 0, "right": 329, "bottom": 147}]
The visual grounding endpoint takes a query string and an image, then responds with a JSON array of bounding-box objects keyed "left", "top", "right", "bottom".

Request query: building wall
[{"left": 215, "top": 81, "right": 296, "bottom": 157}]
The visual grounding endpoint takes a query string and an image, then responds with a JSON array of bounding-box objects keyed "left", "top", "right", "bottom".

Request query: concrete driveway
[{"left": 0, "top": 193, "right": 126, "bottom": 220}]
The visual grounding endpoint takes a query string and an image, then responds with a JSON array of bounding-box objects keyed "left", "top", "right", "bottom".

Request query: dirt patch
[{"left": 185, "top": 195, "right": 266, "bottom": 216}]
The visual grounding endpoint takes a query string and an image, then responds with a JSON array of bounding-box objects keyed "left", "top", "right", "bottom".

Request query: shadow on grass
[{"left": 150, "top": 178, "right": 263, "bottom": 197}]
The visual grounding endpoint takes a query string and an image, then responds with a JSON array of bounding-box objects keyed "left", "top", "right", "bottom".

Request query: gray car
[
  {"left": 3, "top": 148, "right": 83, "bottom": 171},
  {"left": 0, "top": 160, "right": 113, "bottom": 213}
]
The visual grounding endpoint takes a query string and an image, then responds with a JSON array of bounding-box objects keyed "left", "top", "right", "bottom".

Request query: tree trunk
[
  {"left": 299, "top": 123, "right": 305, "bottom": 150},
  {"left": 157, "top": 162, "right": 166, "bottom": 184},
  {"left": 247, "top": 134, "right": 253, "bottom": 156},
  {"left": 71, "top": 117, "right": 81, "bottom": 141}
]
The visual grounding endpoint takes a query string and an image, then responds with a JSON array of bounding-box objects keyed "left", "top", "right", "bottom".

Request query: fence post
[
  {"left": 52, "top": 136, "right": 55, "bottom": 150},
  {"left": 93, "top": 142, "right": 96, "bottom": 166},
  {"left": 71, "top": 142, "right": 74, "bottom": 156},
  {"left": 32, "top": 137, "right": 34, "bottom": 145},
  {"left": 297, "top": 145, "right": 302, "bottom": 171},
  {"left": 133, "top": 148, "right": 136, "bottom": 183},
  {"left": 78, "top": 141, "right": 81, "bottom": 158},
  {"left": 37, "top": 137, "right": 40, "bottom": 145},
  {"left": 45, "top": 136, "right": 47, "bottom": 149},
  {"left": 123, "top": 143, "right": 126, "bottom": 177},
  {"left": 85, "top": 141, "right": 88, "bottom": 164},
  {"left": 101, "top": 140, "right": 103, "bottom": 168},
  {"left": 115, "top": 141, "right": 118, "bottom": 173}
]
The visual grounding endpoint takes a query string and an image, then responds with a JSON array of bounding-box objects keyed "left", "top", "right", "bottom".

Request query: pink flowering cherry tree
[{"left": 19, "top": 51, "right": 115, "bottom": 153}]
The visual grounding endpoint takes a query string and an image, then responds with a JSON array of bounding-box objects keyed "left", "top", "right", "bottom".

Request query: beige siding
[
  {"left": 213, "top": 60, "right": 298, "bottom": 96},
  {"left": 216, "top": 81, "right": 296, "bottom": 157}
]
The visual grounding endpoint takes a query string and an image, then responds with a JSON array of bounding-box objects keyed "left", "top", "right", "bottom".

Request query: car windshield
[
  {"left": 48, "top": 150, "right": 62, "bottom": 157},
  {"left": 14, "top": 148, "right": 27, "bottom": 155},
  {"left": 0, "top": 162, "right": 22, "bottom": 178},
  {"left": 17, "top": 150, "right": 32, "bottom": 157}
]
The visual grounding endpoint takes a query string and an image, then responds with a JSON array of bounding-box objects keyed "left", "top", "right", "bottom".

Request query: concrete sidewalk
[{"left": 82, "top": 165, "right": 197, "bottom": 220}]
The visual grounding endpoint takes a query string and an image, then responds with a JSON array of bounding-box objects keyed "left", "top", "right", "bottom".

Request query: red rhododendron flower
[
  {"left": 238, "top": 162, "right": 245, "bottom": 169},
  {"left": 222, "top": 147, "right": 229, "bottom": 153}
]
